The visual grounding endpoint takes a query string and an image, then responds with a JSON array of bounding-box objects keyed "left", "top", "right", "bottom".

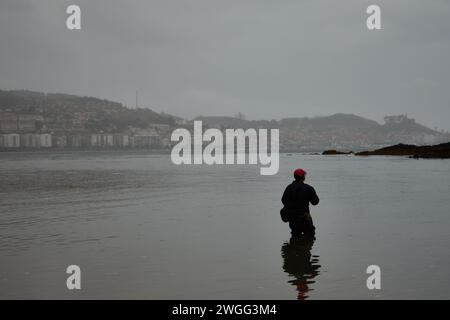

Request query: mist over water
[{"left": 0, "top": 152, "right": 449, "bottom": 299}]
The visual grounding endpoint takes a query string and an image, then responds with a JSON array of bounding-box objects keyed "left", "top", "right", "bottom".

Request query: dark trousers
[{"left": 289, "top": 213, "right": 315, "bottom": 237}]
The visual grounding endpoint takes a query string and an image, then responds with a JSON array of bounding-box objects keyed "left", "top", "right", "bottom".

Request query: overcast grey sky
[{"left": 1, "top": 0, "right": 450, "bottom": 130}]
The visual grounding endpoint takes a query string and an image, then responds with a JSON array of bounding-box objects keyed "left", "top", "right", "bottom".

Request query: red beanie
[{"left": 294, "top": 168, "right": 307, "bottom": 178}]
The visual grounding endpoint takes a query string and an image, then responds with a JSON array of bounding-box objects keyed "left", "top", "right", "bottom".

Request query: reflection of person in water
[{"left": 281, "top": 236, "right": 321, "bottom": 300}]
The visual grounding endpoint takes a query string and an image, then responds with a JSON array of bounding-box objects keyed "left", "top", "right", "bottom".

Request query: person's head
[{"left": 294, "top": 168, "right": 307, "bottom": 182}]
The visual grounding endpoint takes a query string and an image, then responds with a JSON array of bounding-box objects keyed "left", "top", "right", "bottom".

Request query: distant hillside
[
  {"left": 0, "top": 90, "right": 175, "bottom": 133},
  {"left": 198, "top": 113, "right": 382, "bottom": 130},
  {"left": 194, "top": 116, "right": 278, "bottom": 129},
  {"left": 196, "top": 113, "right": 450, "bottom": 151},
  {"left": 198, "top": 113, "right": 435, "bottom": 133},
  {"left": 280, "top": 114, "right": 380, "bottom": 129}
]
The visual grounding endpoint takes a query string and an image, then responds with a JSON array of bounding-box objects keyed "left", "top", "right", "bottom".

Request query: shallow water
[{"left": 0, "top": 152, "right": 449, "bottom": 299}]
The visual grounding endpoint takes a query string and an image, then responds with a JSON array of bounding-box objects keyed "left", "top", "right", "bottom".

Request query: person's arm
[
  {"left": 310, "top": 187, "right": 320, "bottom": 206},
  {"left": 281, "top": 185, "right": 291, "bottom": 206}
]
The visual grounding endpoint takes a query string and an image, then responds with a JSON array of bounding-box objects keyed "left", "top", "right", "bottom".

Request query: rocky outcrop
[
  {"left": 322, "top": 150, "right": 353, "bottom": 155},
  {"left": 355, "top": 142, "right": 450, "bottom": 158}
]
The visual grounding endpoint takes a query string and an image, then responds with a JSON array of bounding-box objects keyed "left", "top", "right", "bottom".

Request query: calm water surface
[{"left": 0, "top": 152, "right": 449, "bottom": 299}]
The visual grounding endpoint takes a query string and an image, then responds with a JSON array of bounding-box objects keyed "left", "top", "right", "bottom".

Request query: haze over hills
[
  {"left": 1, "top": 89, "right": 449, "bottom": 151},
  {"left": 197, "top": 113, "right": 449, "bottom": 151},
  {"left": 197, "top": 113, "right": 434, "bottom": 133}
]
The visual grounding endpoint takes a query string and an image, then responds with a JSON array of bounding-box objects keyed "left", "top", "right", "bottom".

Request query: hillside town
[
  {"left": 0, "top": 90, "right": 176, "bottom": 150},
  {"left": 1, "top": 90, "right": 449, "bottom": 152}
]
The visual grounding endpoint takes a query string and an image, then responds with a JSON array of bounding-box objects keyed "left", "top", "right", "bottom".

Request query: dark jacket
[{"left": 282, "top": 180, "right": 319, "bottom": 214}]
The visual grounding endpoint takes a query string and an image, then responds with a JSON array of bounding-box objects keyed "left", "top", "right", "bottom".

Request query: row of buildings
[{"left": 0, "top": 133, "right": 164, "bottom": 149}]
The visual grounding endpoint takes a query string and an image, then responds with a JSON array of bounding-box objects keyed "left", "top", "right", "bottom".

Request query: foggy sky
[{"left": 1, "top": 0, "right": 450, "bottom": 130}]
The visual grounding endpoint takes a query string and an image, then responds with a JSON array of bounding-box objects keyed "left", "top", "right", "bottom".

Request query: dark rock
[
  {"left": 322, "top": 149, "right": 353, "bottom": 155},
  {"left": 356, "top": 142, "right": 450, "bottom": 158}
]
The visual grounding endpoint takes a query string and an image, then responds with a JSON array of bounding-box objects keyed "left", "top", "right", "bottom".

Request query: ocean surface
[{"left": 0, "top": 151, "right": 449, "bottom": 299}]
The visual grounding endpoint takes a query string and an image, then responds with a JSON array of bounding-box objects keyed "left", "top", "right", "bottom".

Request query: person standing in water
[{"left": 281, "top": 169, "right": 320, "bottom": 237}]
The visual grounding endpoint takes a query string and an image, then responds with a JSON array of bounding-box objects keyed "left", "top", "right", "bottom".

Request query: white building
[
  {"left": 19, "top": 134, "right": 52, "bottom": 148},
  {"left": 112, "top": 134, "right": 130, "bottom": 147},
  {"left": 1, "top": 134, "right": 20, "bottom": 148},
  {"left": 40, "top": 134, "right": 52, "bottom": 148},
  {"left": 91, "top": 134, "right": 100, "bottom": 147},
  {"left": 91, "top": 134, "right": 114, "bottom": 147},
  {"left": 21, "top": 134, "right": 38, "bottom": 148},
  {"left": 106, "top": 134, "right": 113, "bottom": 147},
  {"left": 131, "top": 134, "right": 161, "bottom": 148},
  {"left": 52, "top": 135, "right": 67, "bottom": 148},
  {"left": 123, "top": 135, "right": 129, "bottom": 147}
]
